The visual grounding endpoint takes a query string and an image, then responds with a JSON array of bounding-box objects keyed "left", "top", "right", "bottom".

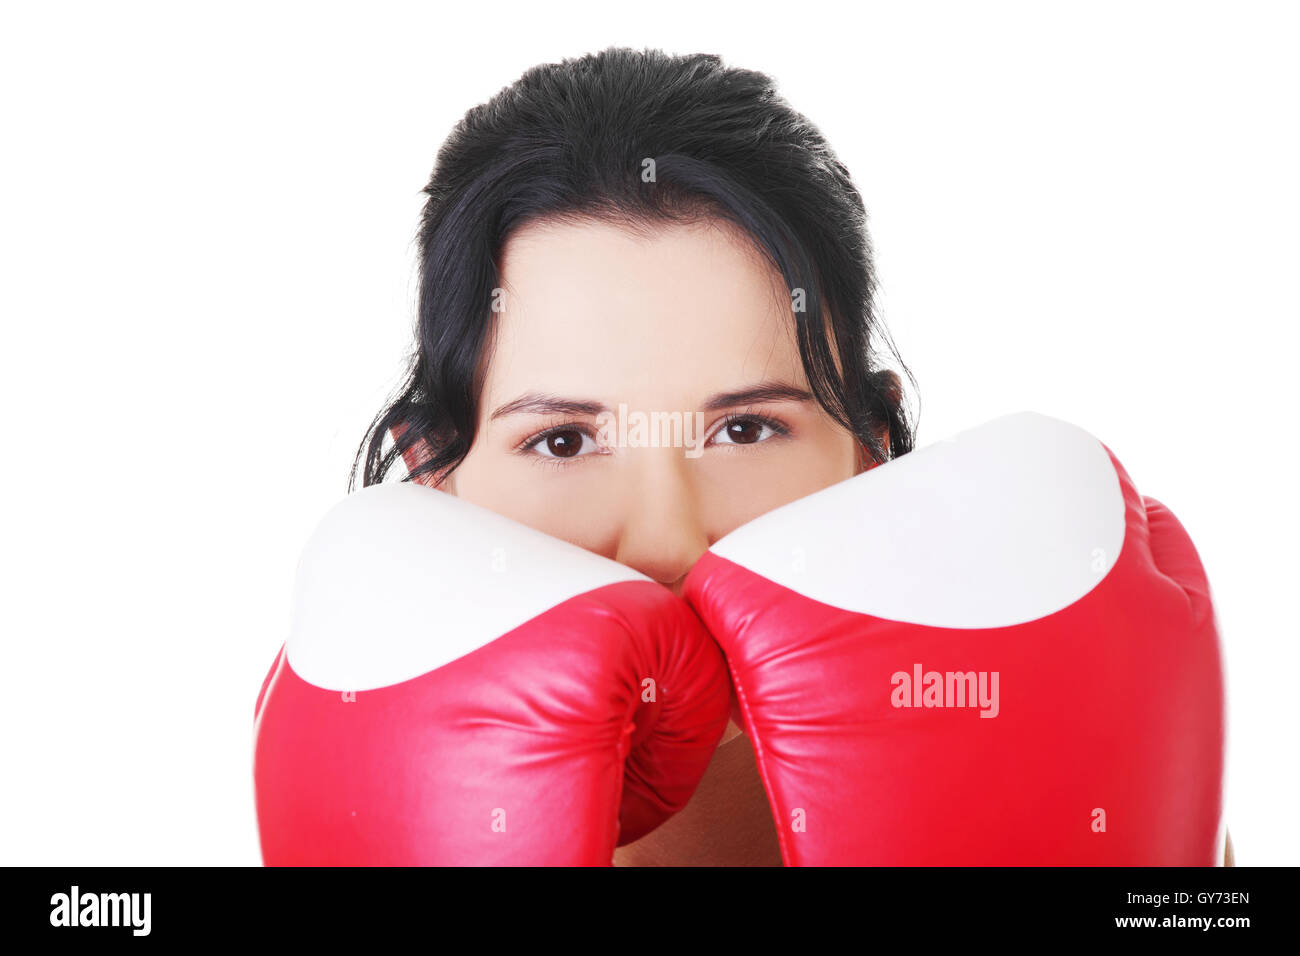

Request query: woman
[
  {"left": 350, "top": 47, "right": 911, "bottom": 865},
  {"left": 349, "top": 48, "right": 1229, "bottom": 866}
]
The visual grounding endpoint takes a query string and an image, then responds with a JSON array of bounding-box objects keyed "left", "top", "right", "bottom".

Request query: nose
[{"left": 613, "top": 452, "right": 709, "bottom": 592}]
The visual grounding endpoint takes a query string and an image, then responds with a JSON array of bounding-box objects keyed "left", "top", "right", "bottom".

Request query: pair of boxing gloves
[{"left": 252, "top": 412, "right": 1227, "bottom": 865}]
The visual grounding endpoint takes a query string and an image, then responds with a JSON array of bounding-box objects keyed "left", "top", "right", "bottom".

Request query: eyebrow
[
  {"left": 489, "top": 394, "right": 609, "bottom": 420},
  {"left": 699, "top": 383, "right": 815, "bottom": 411},
  {"left": 489, "top": 382, "right": 815, "bottom": 421}
]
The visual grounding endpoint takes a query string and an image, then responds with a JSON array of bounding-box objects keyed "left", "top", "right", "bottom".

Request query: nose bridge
[{"left": 613, "top": 445, "right": 709, "bottom": 587}]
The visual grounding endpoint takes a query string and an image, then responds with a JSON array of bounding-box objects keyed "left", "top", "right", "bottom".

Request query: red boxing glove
[
  {"left": 253, "top": 482, "right": 730, "bottom": 865},
  {"left": 684, "top": 412, "right": 1227, "bottom": 865}
]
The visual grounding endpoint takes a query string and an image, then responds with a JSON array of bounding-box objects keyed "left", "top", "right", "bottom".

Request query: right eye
[{"left": 521, "top": 427, "right": 599, "bottom": 461}]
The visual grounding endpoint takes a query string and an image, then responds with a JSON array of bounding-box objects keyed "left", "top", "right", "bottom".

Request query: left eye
[{"left": 710, "top": 418, "right": 779, "bottom": 446}]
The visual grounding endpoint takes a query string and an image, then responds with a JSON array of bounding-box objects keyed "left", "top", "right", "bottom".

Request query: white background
[{"left": 1, "top": 1, "right": 1295, "bottom": 865}]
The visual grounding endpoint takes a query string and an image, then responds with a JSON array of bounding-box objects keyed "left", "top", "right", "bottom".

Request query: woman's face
[{"left": 427, "top": 216, "right": 865, "bottom": 593}]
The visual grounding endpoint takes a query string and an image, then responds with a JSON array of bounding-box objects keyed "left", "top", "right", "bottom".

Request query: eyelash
[{"left": 514, "top": 410, "right": 791, "bottom": 466}]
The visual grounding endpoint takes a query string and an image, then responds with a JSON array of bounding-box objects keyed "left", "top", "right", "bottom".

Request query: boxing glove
[
  {"left": 253, "top": 481, "right": 731, "bottom": 865},
  {"left": 684, "top": 411, "right": 1226, "bottom": 865}
]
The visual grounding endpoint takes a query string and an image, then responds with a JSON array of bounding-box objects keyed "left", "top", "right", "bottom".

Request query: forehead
[{"left": 485, "top": 217, "right": 804, "bottom": 404}]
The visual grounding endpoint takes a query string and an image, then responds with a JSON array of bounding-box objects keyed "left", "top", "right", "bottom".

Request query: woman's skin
[
  {"left": 402, "top": 214, "right": 1234, "bottom": 866},
  {"left": 443, "top": 216, "right": 865, "bottom": 579}
]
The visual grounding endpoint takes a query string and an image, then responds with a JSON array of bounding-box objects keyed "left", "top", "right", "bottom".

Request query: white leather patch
[
  {"left": 709, "top": 412, "right": 1126, "bottom": 629},
  {"left": 287, "top": 482, "right": 648, "bottom": 691}
]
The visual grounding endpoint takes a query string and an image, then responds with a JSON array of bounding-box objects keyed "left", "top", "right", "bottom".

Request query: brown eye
[
  {"left": 709, "top": 415, "right": 787, "bottom": 448},
  {"left": 544, "top": 429, "right": 586, "bottom": 458},
  {"left": 522, "top": 425, "right": 599, "bottom": 462},
  {"left": 724, "top": 420, "right": 764, "bottom": 444}
]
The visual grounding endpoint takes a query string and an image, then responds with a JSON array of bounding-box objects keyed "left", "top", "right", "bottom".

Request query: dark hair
[{"left": 350, "top": 47, "right": 917, "bottom": 491}]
